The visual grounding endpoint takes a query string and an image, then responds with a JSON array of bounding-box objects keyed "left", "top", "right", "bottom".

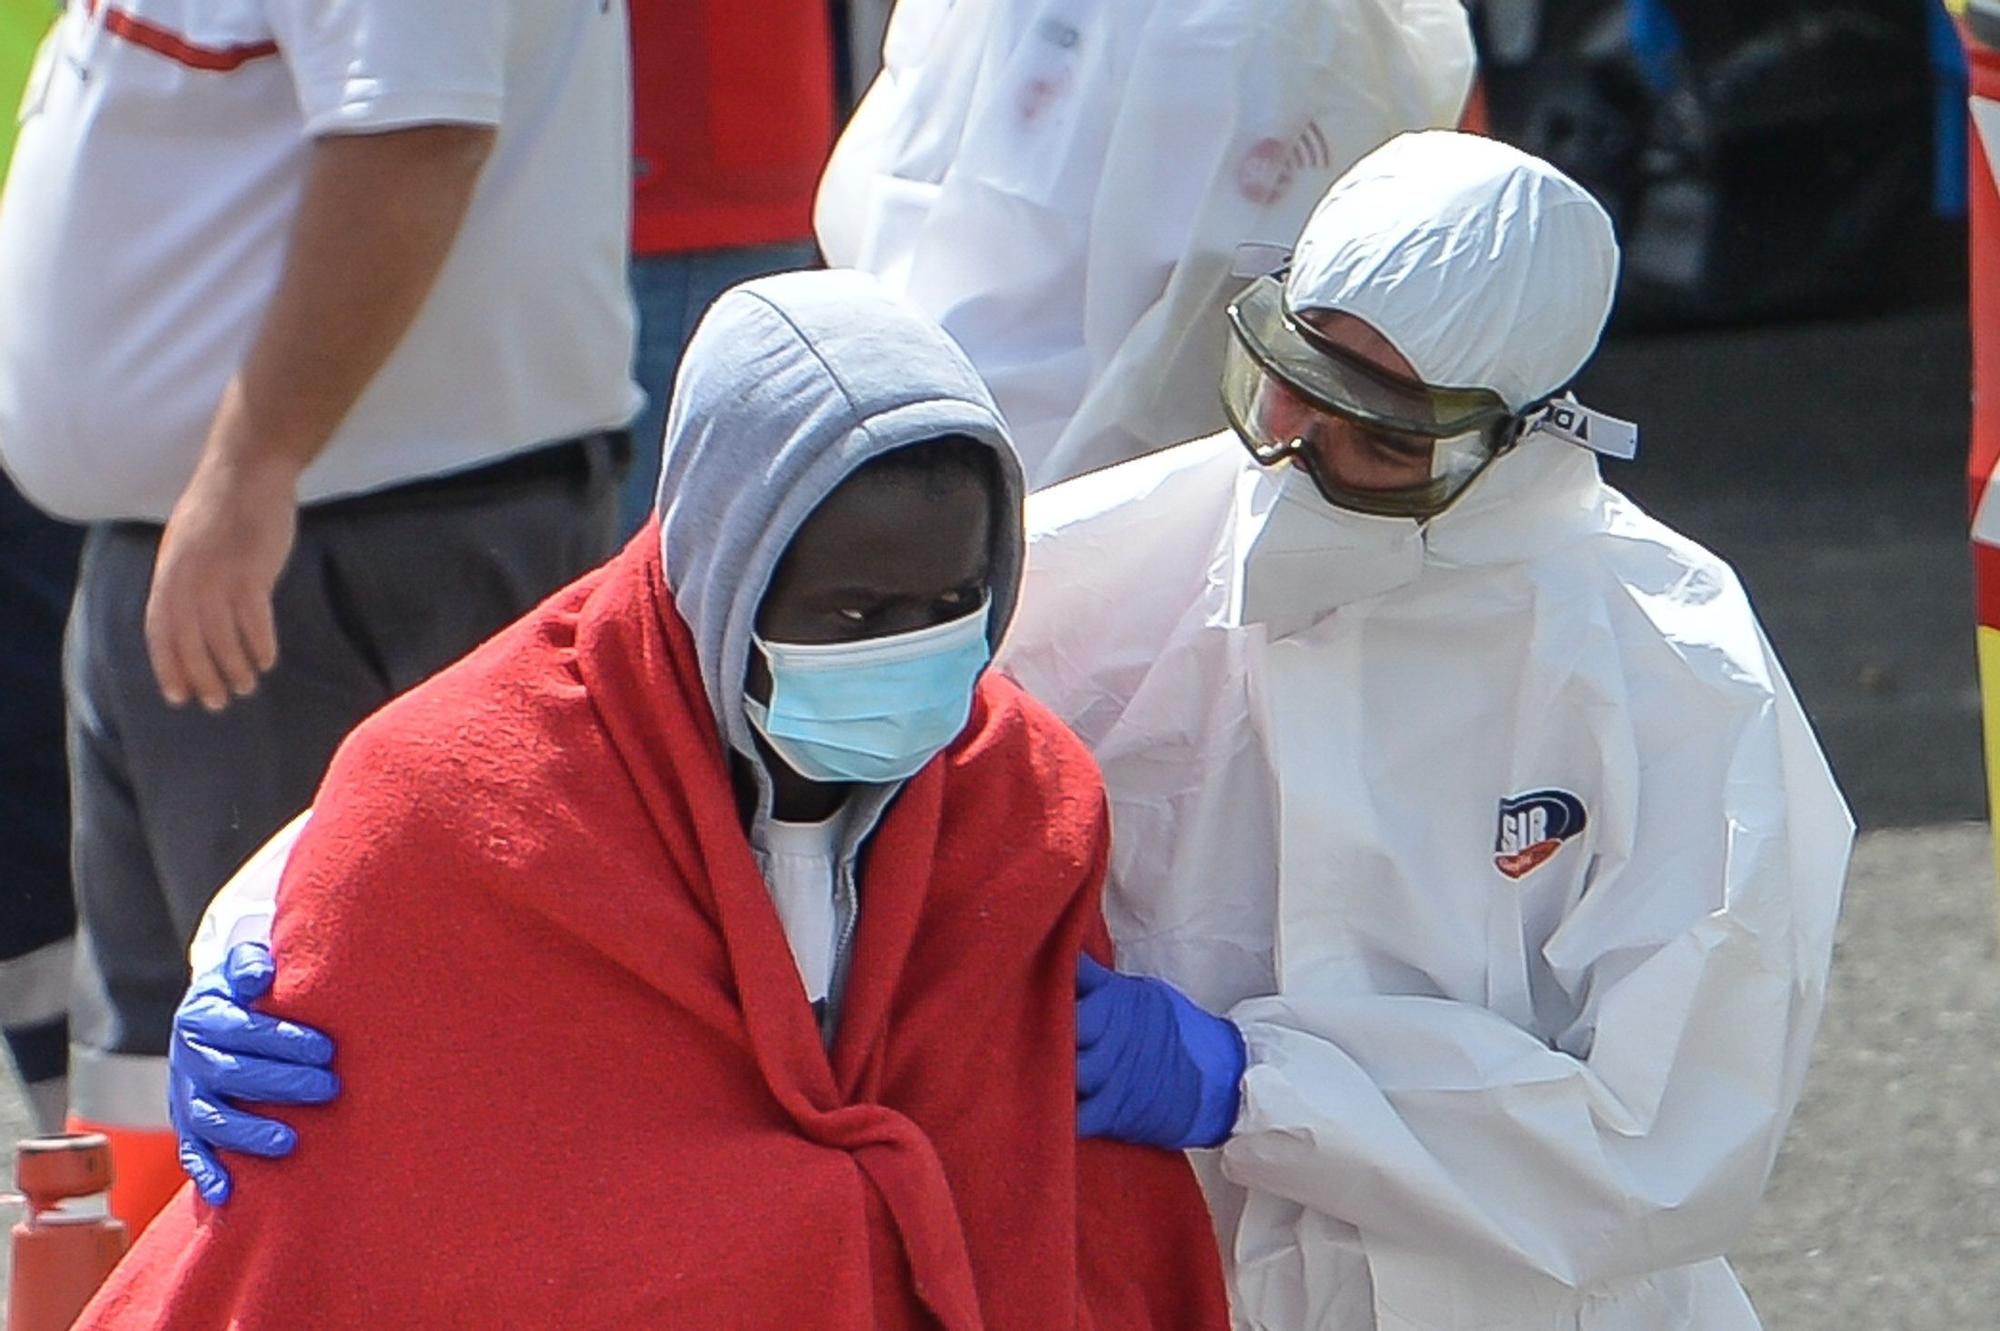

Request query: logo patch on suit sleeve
[{"left": 1494, "top": 790, "right": 1588, "bottom": 880}]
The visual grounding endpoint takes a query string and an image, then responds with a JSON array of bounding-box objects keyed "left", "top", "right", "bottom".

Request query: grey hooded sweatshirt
[{"left": 656, "top": 269, "right": 1025, "bottom": 1032}]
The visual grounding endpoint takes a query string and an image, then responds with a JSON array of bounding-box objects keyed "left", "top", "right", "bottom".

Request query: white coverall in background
[
  {"left": 815, "top": 0, "right": 1475, "bottom": 485},
  {"left": 999, "top": 135, "right": 1855, "bottom": 1328}
]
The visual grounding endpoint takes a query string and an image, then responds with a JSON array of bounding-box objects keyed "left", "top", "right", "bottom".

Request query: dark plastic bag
[{"left": 1473, "top": 1, "right": 1933, "bottom": 326}]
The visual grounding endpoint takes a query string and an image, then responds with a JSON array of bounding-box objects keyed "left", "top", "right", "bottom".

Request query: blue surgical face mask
[{"left": 743, "top": 598, "right": 993, "bottom": 785}]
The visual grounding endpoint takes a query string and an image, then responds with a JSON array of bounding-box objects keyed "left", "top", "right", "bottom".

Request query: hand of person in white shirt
[
  {"left": 146, "top": 402, "right": 298, "bottom": 711},
  {"left": 145, "top": 123, "right": 495, "bottom": 710}
]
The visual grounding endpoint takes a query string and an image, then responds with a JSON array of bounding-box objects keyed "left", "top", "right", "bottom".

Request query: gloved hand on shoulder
[{"left": 170, "top": 941, "right": 339, "bottom": 1205}]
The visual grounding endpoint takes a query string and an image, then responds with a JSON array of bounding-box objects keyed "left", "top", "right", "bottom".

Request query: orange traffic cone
[
  {"left": 63, "top": 1117, "right": 183, "bottom": 1237},
  {"left": 7, "top": 1133, "right": 129, "bottom": 1331}
]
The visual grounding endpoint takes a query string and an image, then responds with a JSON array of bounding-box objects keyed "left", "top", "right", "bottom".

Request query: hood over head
[
  {"left": 1285, "top": 130, "right": 1619, "bottom": 412},
  {"left": 657, "top": 269, "right": 1024, "bottom": 766}
]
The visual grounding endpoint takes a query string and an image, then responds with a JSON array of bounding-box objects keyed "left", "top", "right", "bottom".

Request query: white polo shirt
[{"left": 0, "top": 0, "right": 642, "bottom": 522}]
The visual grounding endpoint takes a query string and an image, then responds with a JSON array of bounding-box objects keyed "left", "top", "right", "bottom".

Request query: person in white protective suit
[
  {"left": 1004, "top": 130, "right": 1855, "bottom": 1329},
  {"left": 815, "top": 0, "right": 1477, "bottom": 486}
]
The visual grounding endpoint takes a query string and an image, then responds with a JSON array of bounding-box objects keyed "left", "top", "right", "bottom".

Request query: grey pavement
[
  {"left": 1734, "top": 823, "right": 2000, "bottom": 1328},
  {"left": 5, "top": 298, "right": 1999, "bottom": 1324}
]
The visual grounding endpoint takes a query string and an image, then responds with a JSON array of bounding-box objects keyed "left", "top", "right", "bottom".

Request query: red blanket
[{"left": 79, "top": 529, "right": 1229, "bottom": 1330}]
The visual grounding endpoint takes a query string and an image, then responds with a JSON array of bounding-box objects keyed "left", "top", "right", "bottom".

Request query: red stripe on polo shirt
[{"left": 87, "top": 1, "right": 279, "bottom": 72}]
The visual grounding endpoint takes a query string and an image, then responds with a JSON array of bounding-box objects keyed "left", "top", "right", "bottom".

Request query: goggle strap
[
  {"left": 1523, "top": 397, "right": 1640, "bottom": 461},
  {"left": 1229, "top": 242, "right": 1294, "bottom": 280}
]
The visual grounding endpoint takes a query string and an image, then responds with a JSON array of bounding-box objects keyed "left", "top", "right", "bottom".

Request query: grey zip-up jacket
[{"left": 656, "top": 269, "right": 1026, "bottom": 1033}]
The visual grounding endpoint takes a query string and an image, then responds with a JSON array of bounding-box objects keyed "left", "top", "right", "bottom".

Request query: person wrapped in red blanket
[{"left": 78, "top": 271, "right": 1231, "bottom": 1330}]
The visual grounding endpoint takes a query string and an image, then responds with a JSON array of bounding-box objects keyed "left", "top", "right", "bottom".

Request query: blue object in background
[
  {"left": 1933, "top": 0, "right": 1971, "bottom": 219},
  {"left": 1626, "top": 0, "right": 1686, "bottom": 95}
]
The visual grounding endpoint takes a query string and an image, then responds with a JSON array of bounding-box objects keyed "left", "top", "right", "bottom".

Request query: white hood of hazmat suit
[
  {"left": 815, "top": 0, "right": 1475, "bottom": 487},
  {"left": 999, "top": 133, "right": 1854, "bottom": 1330},
  {"left": 1285, "top": 130, "right": 1619, "bottom": 411}
]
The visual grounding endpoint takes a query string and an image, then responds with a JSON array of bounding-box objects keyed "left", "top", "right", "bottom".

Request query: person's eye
[{"left": 1364, "top": 432, "right": 1430, "bottom": 464}]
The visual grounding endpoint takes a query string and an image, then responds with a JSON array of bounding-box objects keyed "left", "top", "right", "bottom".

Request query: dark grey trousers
[{"left": 65, "top": 435, "right": 627, "bottom": 1125}]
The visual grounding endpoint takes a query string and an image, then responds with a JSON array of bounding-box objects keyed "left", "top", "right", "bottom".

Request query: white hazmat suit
[
  {"left": 999, "top": 134, "right": 1854, "bottom": 1329},
  {"left": 815, "top": 0, "right": 1476, "bottom": 486}
]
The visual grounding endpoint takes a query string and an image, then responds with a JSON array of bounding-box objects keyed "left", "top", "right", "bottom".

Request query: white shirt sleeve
[
  {"left": 263, "top": 0, "right": 510, "bottom": 136},
  {"left": 1219, "top": 654, "right": 1852, "bottom": 1313},
  {"left": 187, "top": 812, "right": 309, "bottom": 974}
]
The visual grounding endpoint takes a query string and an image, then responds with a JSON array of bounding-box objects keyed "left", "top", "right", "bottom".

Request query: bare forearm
[
  {"left": 210, "top": 124, "right": 496, "bottom": 480},
  {"left": 147, "top": 125, "right": 494, "bottom": 711}
]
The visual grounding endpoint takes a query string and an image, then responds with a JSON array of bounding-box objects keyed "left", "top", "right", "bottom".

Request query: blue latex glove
[
  {"left": 169, "top": 941, "right": 340, "bottom": 1205},
  {"left": 1075, "top": 955, "right": 1246, "bottom": 1150}
]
